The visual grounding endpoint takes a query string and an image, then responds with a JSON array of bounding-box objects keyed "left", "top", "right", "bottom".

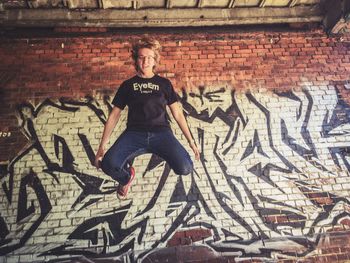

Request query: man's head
[{"left": 132, "top": 37, "right": 161, "bottom": 73}]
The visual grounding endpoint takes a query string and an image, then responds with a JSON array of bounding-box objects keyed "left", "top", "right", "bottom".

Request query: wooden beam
[
  {"left": 259, "top": 0, "right": 267, "bottom": 8},
  {"left": 289, "top": 0, "right": 299, "bottom": 7},
  {"left": 132, "top": 0, "right": 138, "bottom": 9},
  {"left": 0, "top": 6, "right": 323, "bottom": 28},
  {"left": 197, "top": 0, "right": 203, "bottom": 8},
  {"left": 228, "top": 0, "right": 237, "bottom": 8}
]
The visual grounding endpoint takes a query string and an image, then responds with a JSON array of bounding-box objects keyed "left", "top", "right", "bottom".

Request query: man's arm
[
  {"left": 169, "top": 102, "right": 200, "bottom": 160},
  {"left": 94, "top": 106, "right": 123, "bottom": 168}
]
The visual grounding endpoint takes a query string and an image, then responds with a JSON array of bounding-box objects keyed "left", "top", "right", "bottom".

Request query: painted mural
[{"left": 1, "top": 84, "right": 350, "bottom": 262}]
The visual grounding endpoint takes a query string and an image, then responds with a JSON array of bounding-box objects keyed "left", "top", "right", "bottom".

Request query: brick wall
[{"left": 1, "top": 28, "right": 350, "bottom": 262}]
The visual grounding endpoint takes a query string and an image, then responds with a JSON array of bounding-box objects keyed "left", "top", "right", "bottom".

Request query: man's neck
[{"left": 138, "top": 71, "right": 155, "bottom": 79}]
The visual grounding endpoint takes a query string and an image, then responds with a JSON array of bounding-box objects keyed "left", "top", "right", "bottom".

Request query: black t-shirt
[{"left": 112, "top": 74, "right": 178, "bottom": 131}]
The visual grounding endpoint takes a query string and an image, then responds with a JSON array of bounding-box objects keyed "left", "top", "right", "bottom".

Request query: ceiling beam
[
  {"left": 260, "top": 0, "right": 267, "bottom": 8},
  {"left": 0, "top": 6, "right": 323, "bottom": 28},
  {"left": 228, "top": 0, "right": 237, "bottom": 8},
  {"left": 289, "top": 0, "right": 299, "bottom": 7},
  {"left": 197, "top": 0, "right": 204, "bottom": 8}
]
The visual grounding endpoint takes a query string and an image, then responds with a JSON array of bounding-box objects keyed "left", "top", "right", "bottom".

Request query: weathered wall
[{"left": 1, "top": 28, "right": 350, "bottom": 263}]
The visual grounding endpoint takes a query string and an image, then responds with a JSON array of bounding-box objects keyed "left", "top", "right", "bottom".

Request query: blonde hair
[{"left": 131, "top": 37, "right": 161, "bottom": 72}]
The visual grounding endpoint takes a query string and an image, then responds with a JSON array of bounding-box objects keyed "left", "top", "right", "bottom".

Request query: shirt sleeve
[
  {"left": 167, "top": 79, "right": 178, "bottom": 105},
  {"left": 112, "top": 82, "right": 128, "bottom": 109}
]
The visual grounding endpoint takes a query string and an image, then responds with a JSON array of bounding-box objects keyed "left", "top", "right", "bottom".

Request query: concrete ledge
[{"left": 0, "top": 6, "right": 323, "bottom": 28}]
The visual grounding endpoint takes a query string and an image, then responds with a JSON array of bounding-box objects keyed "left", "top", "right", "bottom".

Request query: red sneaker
[{"left": 117, "top": 166, "right": 135, "bottom": 200}]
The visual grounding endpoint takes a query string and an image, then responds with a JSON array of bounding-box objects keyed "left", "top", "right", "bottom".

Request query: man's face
[{"left": 137, "top": 48, "right": 156, "bottom": 74}]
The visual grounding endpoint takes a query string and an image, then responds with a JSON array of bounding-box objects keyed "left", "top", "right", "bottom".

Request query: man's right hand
[{"left": 94, "top": 146, "right": 105, "bottom": 169}]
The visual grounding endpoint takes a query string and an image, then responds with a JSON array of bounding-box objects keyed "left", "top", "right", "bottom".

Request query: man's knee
[
  {"left": 100, "top": 157, "right": 112, "bottom": 175},
  {"left": 101, "top": 157, "right": 119, "bottom": 176},
  {"left": 101, "top": 157, "right": 130, "bottom": 184},
  {"left": 174, "top": 162, "right": 193, "bottom": 175}
]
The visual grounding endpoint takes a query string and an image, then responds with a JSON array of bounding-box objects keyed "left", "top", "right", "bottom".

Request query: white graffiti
[{"left": 1, "top": 85, "right": 350, "bottom": 262}]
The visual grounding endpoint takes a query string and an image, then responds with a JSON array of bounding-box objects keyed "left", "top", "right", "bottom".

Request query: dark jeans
[{"left": 101, "top": 129, "right": 193, "bottom": 185}]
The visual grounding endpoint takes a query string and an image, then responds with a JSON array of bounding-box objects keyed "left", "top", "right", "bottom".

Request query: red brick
[{"left": 1, "top": 32, "right": 350, "bottom": 262}]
